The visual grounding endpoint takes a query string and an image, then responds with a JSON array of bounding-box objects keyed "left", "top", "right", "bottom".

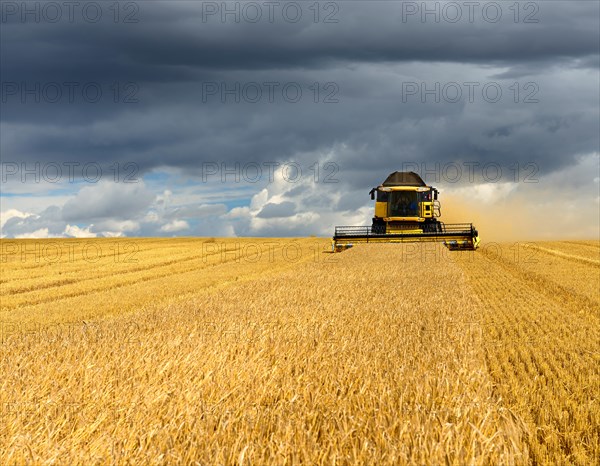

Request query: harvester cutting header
[{"left": 332, "top": 171, "right": 479, "bottom": 252}]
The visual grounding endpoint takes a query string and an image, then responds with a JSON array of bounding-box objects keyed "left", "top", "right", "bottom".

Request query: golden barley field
[{"left": 1, "top": 238, "right": 599, "bottom": 465}]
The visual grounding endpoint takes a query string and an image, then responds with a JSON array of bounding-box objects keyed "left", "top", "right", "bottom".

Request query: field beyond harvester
[{"left": 333, "top": 171, "right": 480, "bottom": 252}]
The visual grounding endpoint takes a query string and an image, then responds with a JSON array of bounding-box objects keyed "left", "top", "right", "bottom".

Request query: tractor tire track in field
[
  {"left": 0, "top": 239, "right": 216, "bottom": 283},
  {"left": 561, "top": 240, "right": 600, "bottom": 251},
  {"left": 0, "top": 239, "right": 282, "bottom": 286},
  {"left": 0, "top": 241, "right": 326, "bottom": 320},
  {"left": 1, "top": 241, "right": 529, "bottom": 465},
  {"left": 2, "top": 242, "right": 274, "bottom": 296},
  {"left": 455, "top": 244, "right": 600, "bottom": 465},
  {"left": 1, "top": 239, "right": 598, "bottom": 465},
  {"left": 528, "top": 244, "right": 600, "bottom": 267},
  {"left": 487, "top": 246, "right": 599, "bottom": 318}
]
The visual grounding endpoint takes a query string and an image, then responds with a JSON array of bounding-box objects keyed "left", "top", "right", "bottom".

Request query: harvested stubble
[{"left": 1, "top": 238, "right": 598, "bottom": 465}]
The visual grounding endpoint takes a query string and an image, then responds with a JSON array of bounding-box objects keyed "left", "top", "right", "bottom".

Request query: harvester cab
[{"left": 333, "top": 171, "right": 480, "bottom": 252}]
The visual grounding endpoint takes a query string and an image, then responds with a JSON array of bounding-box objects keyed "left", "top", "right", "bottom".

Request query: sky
[{"left": 1, "top": 1, "right": 599, "bottom": 240}]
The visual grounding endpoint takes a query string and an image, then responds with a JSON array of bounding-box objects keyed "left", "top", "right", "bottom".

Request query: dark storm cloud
[
  {"left": 2, "top": 205, "right": 64, "bottom": 236},
  {"left": 165, "top": 204, "right": 227, "bottom": 219},
  {"left": 3, "top": 2, "right": 598, "bottom": 75},
  {"left": 256, "top": 201, "right": 296, "bottom": 218},
  {"left": 1, "top": 0, "right": 599, "bottom": 192},
  {"left": 61, "top": 182, "right": 154, "bottom": 221}
]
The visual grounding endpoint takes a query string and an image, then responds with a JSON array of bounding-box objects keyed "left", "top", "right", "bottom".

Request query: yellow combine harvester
[{"left": 332, "top": 171, "right": 480, "bottom": 252}]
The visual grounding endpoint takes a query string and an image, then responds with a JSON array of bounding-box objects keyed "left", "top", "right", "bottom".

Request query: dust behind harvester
[{"left": 332, "top": 171, "right": 480, "bottom": 252}]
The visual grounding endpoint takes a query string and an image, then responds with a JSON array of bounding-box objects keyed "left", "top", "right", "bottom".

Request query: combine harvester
[{"left": 332, "top": 171, "right": 480, "bottom": 252}]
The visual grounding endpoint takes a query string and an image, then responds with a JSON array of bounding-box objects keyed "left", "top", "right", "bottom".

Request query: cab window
[
  {"left": 389, "top": 191, "right": 418, "bottom": 217},
  {"left": 376, "top": 190, "right": 389, "bottom": 202}
]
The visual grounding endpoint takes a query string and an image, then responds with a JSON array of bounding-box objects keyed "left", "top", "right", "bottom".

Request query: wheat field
[{"left": 1, "top": 238, "right": 598, "bottom": 465}]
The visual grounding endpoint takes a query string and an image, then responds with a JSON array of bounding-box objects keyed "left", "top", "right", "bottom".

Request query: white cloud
[
  {"left": 160, "top": 220, "right": 190, "bottom": 233},
  {"left": 92, "top": 219, "right": 140, "bottom": 235},
  {"left": 64, "top": 224, "right": 97, "bottom": 238},
  {"left": 218, "top": 158, "right": 371, "bottom": 237},
  {"left": 144, "top": 211, "right": 160, "bottom": 223},
  {"left": 250, "top": 189, "right": 269, "bottom": 210},
  {"left": 224, "top": 206, "right": 251, "bottom": 220},
  {"left": 2, "top": 154, "right": 597, "bottom": 239},
  {"left": 1, "top": 209, "right": 33, "bottom": 229},
  {"left": 62, "top": 181, "right": 154, "bottom": 221}
]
